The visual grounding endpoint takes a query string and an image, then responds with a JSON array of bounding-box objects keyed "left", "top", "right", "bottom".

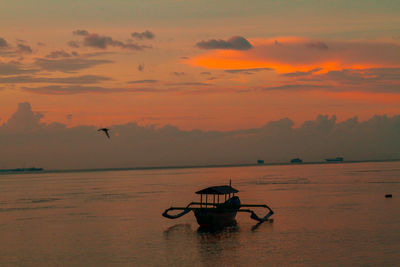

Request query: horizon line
[{"left": 1, "top": 158, "right": 399, "bottom": 175}]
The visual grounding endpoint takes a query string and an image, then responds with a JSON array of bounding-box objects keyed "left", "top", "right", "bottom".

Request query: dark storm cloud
[
  {"left": 0, "top": 74, "right": 110, "bottom": 84},
  {"left": 196, "top": 36, "right": 253, "bottom": 50},
  {"left": 131, "top": 30, "right": 155, "bottom": 40},
  {"left": 34, "top": 58, "right": 113, "bottom": 72}
]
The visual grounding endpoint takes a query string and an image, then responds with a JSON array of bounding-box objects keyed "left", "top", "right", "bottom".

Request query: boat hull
[{"left": 194, "top": 208, "right": 237, "bottom": 227}]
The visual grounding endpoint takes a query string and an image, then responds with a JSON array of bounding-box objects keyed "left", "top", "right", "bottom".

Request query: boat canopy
[{"left": 195, "top": 185, "right": 239, "bottom": 195}]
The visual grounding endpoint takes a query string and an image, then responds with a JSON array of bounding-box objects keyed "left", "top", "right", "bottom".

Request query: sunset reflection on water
[{"left": 0, "top": 162, "right": 399, "bottom": 266}]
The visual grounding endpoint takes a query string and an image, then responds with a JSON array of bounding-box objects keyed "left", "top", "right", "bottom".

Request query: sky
[{"left": 0, "top": 1, "right": 399, "bottom": 169}]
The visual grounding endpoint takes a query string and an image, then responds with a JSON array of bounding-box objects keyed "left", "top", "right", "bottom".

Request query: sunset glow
[{"left": 0, "top": 1, "right": 399, "bottom": 131}]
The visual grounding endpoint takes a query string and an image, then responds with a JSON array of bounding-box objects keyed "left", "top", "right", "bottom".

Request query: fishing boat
[{"left": 162, "top": 183, "right": 274, "bottom": 227}]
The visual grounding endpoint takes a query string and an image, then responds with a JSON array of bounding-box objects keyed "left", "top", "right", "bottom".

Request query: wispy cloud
[
  {"left": 21, "top": 85, "right": 175, "bottom": 95},
  {"left": 0, "top": 61, "right": 37, "bottom": 75},
  {"left": 128, "top": 79, "right": 159, "bottom": 84},
  {"left": 257, "top": 84, "right": 332, "bottom": 91},
  {"left": 131, "top": 30, "right": 155, "bottom": 40},
  {"left": 0, "top": 74, "right": 111, "bottom": 84},
  {"left": 67, "top": 41, "right": 80, "bottom": 48},
  {"left": 73, "top": 29, "right": 90, "bottom": 36},
  {"left": 17, "top": 44, "right": 32, "bottom": 54},
  {"left": 300, "top": 68, "right": 400, "bottom": 93},
  {"left": 22, "top": 85, "right": 121, "bottom": 94},
  {"left": 168, "top": 82, "right": 210, "bottom": 86},
  {"left": 281, "top": 68, "right": 322, "bottom": 77},
  {"left": 225, "top": 68, "right": 273, "bottom": 74},
  {"left": 45, "top": 50, "right": 78, "bottom": 59},
  {"left": 305, "top": 41, "right": 329, "bottom": 50},
  {"left": 34, "top": 58, "right": 113, "bottom": 73},
  {"left": 172, "top": 72, "right": 185, "bottom": 76}
]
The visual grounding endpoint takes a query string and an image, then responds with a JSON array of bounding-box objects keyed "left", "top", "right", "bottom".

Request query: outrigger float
[{"left": 162, "top": 183, "right": 274, "bottom": 227}]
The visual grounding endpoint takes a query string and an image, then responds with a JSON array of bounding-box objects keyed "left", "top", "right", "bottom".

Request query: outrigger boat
[{"left": 162, "top": 183, "right": 274, "bottom": 227}]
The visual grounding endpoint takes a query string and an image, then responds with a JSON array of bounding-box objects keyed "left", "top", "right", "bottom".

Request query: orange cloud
[{"left": 189, "top": 38, "right": 400, "bottom": 74}]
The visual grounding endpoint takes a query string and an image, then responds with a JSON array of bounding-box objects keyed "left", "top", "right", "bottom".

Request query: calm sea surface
[{"left": 1, "top": 162, "right": 399, "bottom": 266}]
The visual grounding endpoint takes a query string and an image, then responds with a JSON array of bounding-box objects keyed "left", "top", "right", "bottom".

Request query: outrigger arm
[
  {"left": 162, "top": 202, "right": 199, "bottom": 219},
  {"left": 162, "top": 208, "right": 191, "bottom": 219},
  {"left": 236, "top": 204, "right": 274, "bottom": 223},
  {"left": 162, "top": 203, "right": 274, "bottom": 223}
]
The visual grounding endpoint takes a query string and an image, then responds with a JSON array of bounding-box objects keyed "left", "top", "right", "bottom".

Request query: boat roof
[{"left": 195, "top": 185, "right": 239, "bottom": 195}]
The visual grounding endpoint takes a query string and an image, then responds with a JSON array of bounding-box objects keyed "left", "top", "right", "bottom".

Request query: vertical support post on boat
[
  {"left": 225, "top": 194, "right": 226, "bottom": 201},
  {"left": 205, "top": 194, "right": 208, "bottom": 207},
  {"left": 200, "top": 194, "right": 203, "bottom": 208},
  {"left": 213, "top": 194, "right": 215, "bottom": 205},
  {"left": 218, "top": 194, "right": 220, "bottom": 203}
]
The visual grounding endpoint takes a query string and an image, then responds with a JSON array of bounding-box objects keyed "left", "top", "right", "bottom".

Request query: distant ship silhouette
[
  {"left": 325, "top": 157, "right": 344, "bottom": 163},
  {"left": 290, "top": 158, "right": 303, "bottom": 163}
]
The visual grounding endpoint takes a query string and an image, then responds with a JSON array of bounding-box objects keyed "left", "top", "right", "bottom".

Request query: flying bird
[{"left": 98, "top": 128, "right": 110, "bottom": 139}]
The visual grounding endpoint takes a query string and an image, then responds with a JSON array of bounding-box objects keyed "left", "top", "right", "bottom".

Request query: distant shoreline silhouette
[{"left": 2, "top": 158, "right": 398, "bottom": 175}]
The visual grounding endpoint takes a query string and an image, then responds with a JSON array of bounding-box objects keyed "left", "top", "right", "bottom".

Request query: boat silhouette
[
  {"left": 290, "top": 158, "right": 303, "bottom": 163},
  {"left": 162, "top": 183, "right": 274, "bottom": 227},
  {"left": 325, "top": 157, "right": 344, "bottom": 163}
]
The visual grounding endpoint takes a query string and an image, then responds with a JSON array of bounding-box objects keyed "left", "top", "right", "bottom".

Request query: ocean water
[{"left": 0, "top": 161, "right": 399, "bottom": 266}]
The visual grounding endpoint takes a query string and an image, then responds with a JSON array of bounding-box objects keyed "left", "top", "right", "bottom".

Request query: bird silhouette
[{"left": 98, "top": 128, "right": 110, "bottom": 139}]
